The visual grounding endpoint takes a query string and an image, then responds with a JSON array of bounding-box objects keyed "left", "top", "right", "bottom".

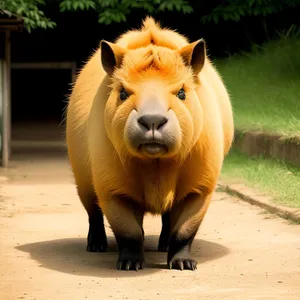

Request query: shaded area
[
  {"left": 16, "top": 236, "right": 229, "bottom": 278},
  {"left": 11, "top": 69, "right": 71, "bottom": 124},
  {"left": 8, "top": 4, "right": 300, "bottom": 134},
  {"left": 10, "top": 121, "right": 67, "bottom": 160}
]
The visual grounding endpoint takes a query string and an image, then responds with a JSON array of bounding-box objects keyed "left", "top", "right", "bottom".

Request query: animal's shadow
[{"left": 16, "top": 235, "right": 229, "bottom": 278}]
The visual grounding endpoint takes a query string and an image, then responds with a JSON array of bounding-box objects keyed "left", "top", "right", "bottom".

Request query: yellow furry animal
[{"left": 66, "top": 17, "right": 234, "bottom": 271}]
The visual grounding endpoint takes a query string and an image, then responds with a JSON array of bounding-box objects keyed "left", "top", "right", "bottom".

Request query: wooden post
[
  {"left": 6, "top": 30, "right": 11, "bottom": 160},
  {"left": 1, "top": 30, "right": 10, "bottom": 167}
]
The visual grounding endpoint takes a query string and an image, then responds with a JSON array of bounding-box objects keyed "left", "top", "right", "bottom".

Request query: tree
[
  {"left": 201, "top": 0, "right": 300, "bottom": 24},
  {"left": 0, "top": 0, "right": 56, "bottom": 32},
  {"left": 200, "top": 0, "right": 300, "bottom": 41},
  {"left": 2, "top": 0, "right": 299, "bottom": 33},
  {"left": 0, "top": 0, "right": 193, "bottom": 32}
]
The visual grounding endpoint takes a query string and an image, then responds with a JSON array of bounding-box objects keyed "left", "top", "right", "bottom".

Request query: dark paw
[
  {"left": 87, "top": 231, "right": 108, "bottom": 252},
  {"left": 157, "top": 241, "right": 168, "bottom": 252},
  {"left": 168, "top": 259, "right": 197, "bottom": 271},
  {"left": 158, "top": 230, "right": 169, "bottom": 252},
  {"left": 117, "top": 259, "right": 144, "bottom": 271},
  {"left": 167, "top": 246, "right": 197, "bottom": 271},
  {"left": 158, "top": 213, "right": 170, "bottom": 252},
  {"left": 87, "top": 242, "right": 108, "bottom": 252},
  {"left": 116, "top": 252, "right": 144, "bottom": 271},
  {"left": 158, "top": 230, "right": 170, "bottom": 252}
]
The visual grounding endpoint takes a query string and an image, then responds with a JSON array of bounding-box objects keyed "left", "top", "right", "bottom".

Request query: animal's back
[
  {"left": 66, "top": 49, "right": 103, "bottom": 200},
  {"left": 199, "top": 59, "right": 234, "bottom": 156}
]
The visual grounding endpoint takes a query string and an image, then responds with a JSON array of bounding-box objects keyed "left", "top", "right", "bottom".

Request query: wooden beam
[
  {"left": 0, "top": 13, "right": 24, "bottom": 32},
  {"left": 11, "top": 62, "right": 76, "bottom": 70},
  {"left": 71, "top": 62, "right": 77, "bottom": 83},
  {"left": 0, "top": 25, "right": 23, "bottom": 32},
  {"left": 0, "top": 19, "right": 23, "bottom": 24}
]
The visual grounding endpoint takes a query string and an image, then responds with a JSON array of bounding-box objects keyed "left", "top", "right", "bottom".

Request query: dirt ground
[{"left": 0, "top": 148, "right": 300, "bottom": 300}]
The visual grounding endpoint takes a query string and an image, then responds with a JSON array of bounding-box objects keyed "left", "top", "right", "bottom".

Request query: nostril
[
  {"left": 157, "top": 116, "right": 168, "bottom": 130},
  {"left": 138, "top": 116, "right": 151, "bottom": 130},
  {"left": 138, "top": 114, "right": 168, "bottom": 131}
]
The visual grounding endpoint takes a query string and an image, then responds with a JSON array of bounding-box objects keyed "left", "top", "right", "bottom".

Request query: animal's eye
[
  {"left": 120, "top": 88, "right": 129, "bottom": 101},
  {"left": 177, "top": 88, "right": 186, "bottom": 101}
]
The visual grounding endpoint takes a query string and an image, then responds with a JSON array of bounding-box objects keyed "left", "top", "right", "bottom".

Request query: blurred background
[{"left": 1, "top": 0, "right": 300, "bottom": 208}]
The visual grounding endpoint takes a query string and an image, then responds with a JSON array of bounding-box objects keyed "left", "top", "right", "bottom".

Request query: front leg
[
  {"left": 101, "top": 196, "right": 145, "bottom": 271},
  {"left": 168, "top": 192, "right": 213, "bottom": 271}
]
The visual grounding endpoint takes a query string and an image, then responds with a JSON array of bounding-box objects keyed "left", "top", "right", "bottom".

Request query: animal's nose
[{"left": 138, "top": 114, "right": 168, "bottom": 131}]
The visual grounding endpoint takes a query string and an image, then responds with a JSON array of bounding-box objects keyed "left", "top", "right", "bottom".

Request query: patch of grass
[
  {"left": 215, "top": 37, "right": 300, "bottom": 136},
  {"left": 221, "top": 148, "right": 300, "bottom": 208}
]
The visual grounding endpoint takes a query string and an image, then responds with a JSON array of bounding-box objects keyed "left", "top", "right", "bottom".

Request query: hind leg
[
  {"left": 158, "top": 212, "right": 170, "bottom": 252},
  {"left": 78, "top": 188, "right": 108, "bottom": 252},
  {"left": 66, "top": 115, "right": 107, "bottom": 251},
  {"left": 86, "top": 195, "right": 108, "bottom": 252}
]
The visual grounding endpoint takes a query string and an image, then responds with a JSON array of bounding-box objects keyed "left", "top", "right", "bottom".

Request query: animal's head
[{"left": 101, "top": 21, "right": 206, "bottom": 162}]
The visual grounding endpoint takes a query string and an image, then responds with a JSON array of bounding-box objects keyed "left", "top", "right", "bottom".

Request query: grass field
[
  {"left": 221, "top": 148, "right": 300, "bottom": 208},
  {"left": 215, "top": 36, "right": 300, "bottom": 136}
]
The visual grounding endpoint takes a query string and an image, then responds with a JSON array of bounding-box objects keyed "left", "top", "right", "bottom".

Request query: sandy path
[{"left": 0, "top": 152, "right": 299, "bottom": 300}]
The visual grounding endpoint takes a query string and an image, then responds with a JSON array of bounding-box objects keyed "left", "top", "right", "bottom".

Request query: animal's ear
[
  {"left": 178, "top": 39, "right": 206, "bottom": 75},
  {"left": 100, "top": 40, "right": 126, "bottom": 75}
]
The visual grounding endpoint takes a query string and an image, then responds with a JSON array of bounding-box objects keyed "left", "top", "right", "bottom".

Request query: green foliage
[
  {"left": 276, "top": 24, "right": 300, "bottom": 40},
  {"left": 2, "top": 0, "right": 299, "bottom": 32},
  {"left": 215, "top": 35, "right": 300, "bottom": 135},
  {"left": 0, "top": 0, "right": 193, "bottom": 32},
  {"left": 0, "top": 0, "right": 56, "bottom": 32},
  {"left": 59, "top": 0, "right": 193, "bottom": 25},
  {"left": 201, "top": 0, "right": 300, "bottom": 24},
  {"left": 59, "top": 0, "right": 96, "bottom": 12},
  {"left": 221, "top": 148, "right": 300, "bottom": 208}
]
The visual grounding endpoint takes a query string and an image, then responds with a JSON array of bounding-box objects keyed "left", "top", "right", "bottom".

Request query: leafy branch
[
  {"left": 0, "top": 0, "right": 56, "bottom": 32},
  {"left": 201, "top": 0, "right": 300, "bottom": 24},
  {"left": 0, "top": 0, "right": 193, "bottom": 31}
]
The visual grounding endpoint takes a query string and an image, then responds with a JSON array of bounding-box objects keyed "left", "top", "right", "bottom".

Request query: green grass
[
  {"left": 221, "top": 148, "right": 300, "bottom": 208},
  {"left": 215, "top": 37, "right": 300, "bottom": 136}
]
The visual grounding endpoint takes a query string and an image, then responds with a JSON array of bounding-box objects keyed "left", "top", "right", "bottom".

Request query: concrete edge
[
  {"left": 11, "top": 140, "right": 66, "bottom": 148},
  {"left": 217, "top": 181, "right": 300, "bottom": 224},
  {"left": 233, "top": 129, "right": 300, "bottom": 167}
]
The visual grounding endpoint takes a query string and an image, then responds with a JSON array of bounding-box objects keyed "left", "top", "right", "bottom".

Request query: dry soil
[{"left": 0, "top": 150, "right": 300, "bottom": 300}]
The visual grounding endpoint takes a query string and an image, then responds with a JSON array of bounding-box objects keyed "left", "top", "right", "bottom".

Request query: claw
[
  {"left": 135, "top": 264, "right": 139, "bottom": 271},
  {"left": 135, "top": 261, "right": 143, "bottom": 271},
  {"left": 125, "top": 261, "right": 131, "bottom": 271},
  {"left": 168, "top": 259, "right": 197, "bottom": 271},
  {"left": 87, "top": 242, "right": 107, "bottom": 253},
  {"left": 178, "top": 261, "right": 184, "bottom": 271},
  {"left": 191, "top": 261, "right": 197, "bottom": 271},
  {"left": 116, "top": 259, "right": 144, "bottom": 271},
  {"left": 117, "top": 260, "right": 123, "bottom": 270},
  {"left": 184, "top": 260, "right": 191, "bottom": 270}
]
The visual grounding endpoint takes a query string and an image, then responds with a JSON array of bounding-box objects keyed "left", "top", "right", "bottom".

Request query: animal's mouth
[{"left": 139, "top": 141, "right": 168, "bottom": 156}]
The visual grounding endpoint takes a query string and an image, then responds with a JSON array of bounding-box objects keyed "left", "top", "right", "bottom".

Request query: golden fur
[{"left": 66, "top": 17, "right": 234, "bottom": 218}]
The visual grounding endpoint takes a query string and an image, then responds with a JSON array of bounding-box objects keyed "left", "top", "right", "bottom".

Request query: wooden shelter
[{"left": 0, "top": 10, "right": 24, "bottom": 167}]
